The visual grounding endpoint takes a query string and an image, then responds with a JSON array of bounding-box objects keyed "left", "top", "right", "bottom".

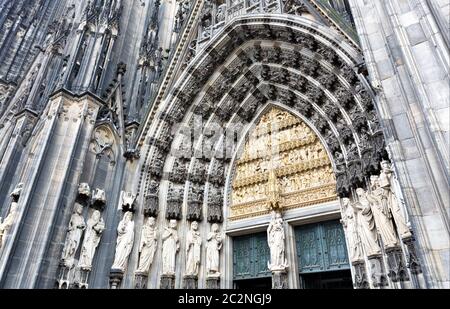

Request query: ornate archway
[
  {"left": 139, "top": 15, "right": 384, "bottom": 219},
  {"left": 135, "top": 14, "right": 417, "bottom": 289}
]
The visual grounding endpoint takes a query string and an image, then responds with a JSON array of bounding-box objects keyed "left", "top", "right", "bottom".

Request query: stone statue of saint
[
  {"left": 353, "top": 188, "right": 382, "bottom": 257},
  {"left": 206, "top": 223, "right": 222, "bottom": 277},
  {"left": 379, "top": 161, "right": 412, "bottom": 239},
  {"left": 267, "top": 211, "right": 288, "bottom": 271},
  {"left": 162, "top": 219, "right": 180, "bottom": 275},
  {"left": 185, "top": 221, "right": 202, "bottom": 276},
  {"left": 136, "top": 217, "right": 158, "bottom": 274},
  {"left": 78, "top": 210, "right": 105, "bottom": 271},
  {"left": 61, "top": 203, "right": 86, "bottom": 268},
  {"left": 0, "top": 183, "right": 24, "bottom": 251},
  {"left": 111, "top": 211, "right": 135, "bottom": 271},
  {"left": 367, "top": 176, "right": 399, "bottom": 249},
  {"left": 342, "top": 198, "right": 363, "bottom": 263},
  {"left": 0, "top": 203, "right": 18, "bottom": 251}
]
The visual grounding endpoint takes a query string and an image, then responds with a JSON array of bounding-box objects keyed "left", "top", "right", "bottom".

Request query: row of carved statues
[
  {"left": 341, "top": 161, "right": 412, "bottom": 264},
  {"left": 60, "top": 205, "right": 291, "bottom": 288},
  {"left": 60, "top": 205, "right": 225, "bottom": 285},
  {"left": 110, "top": 215, "right": 224, "bottom": 279}
]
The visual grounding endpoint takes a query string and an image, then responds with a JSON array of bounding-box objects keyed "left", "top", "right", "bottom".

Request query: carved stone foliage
[
  {"left": 187, "top": 184, "right": 204, "bottom": 222},
  {"left": 166, "top": 183, "right": 183, "bottom": 220},
  {"left": 207, "top": 185, "right": 223, "bottom": 223},
  {"left": 144, "top": 180, "right": 159, "bottom": 217},
  {"left": 189, "top": 160, "right": 207, "bottom": 184},
  {"left": 149, "top": 149, "right": 165, "bottom": 178},
  {"left": 209, "top": 160, "right": 225, "bottom": 186},
  {"left": 169, "top": 159, "right": 188, "bottom": 183}
]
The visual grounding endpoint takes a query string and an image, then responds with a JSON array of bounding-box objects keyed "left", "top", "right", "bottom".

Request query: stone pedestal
[
  {"left": 135, "top": 272, "right": 148, "bottom": 289},
  {"left": 206, "top": 276, "right": 220, "bottom": 289},
  {"left": 386, "top": 246, "right": 409, "bottom": 282},
  {"left": 56, "top": 266, "right": 71, "bottom": 289},
  {"left": 352, "top": 261, "right": 369, "bottom": 289},
  {"left": 183, "top": 275, "right": 198, "bottom": 289},
  {"left": 271, "top": 270, "right": 288, "bottom": 289},
  {"left": 368, "top": 255, "right": 388, "bottom": 287},
  {"left": 72, "top": 268, "right": 90, "bottom": 289},
  {"left": 404, "top": 238, "right": 422, "bottom": 275},
  {"left": 109, "top": 269, "right": 124, "bottom": 289},
  {"left": 160, "top": 274, "right": 176, "bottom": 289}
]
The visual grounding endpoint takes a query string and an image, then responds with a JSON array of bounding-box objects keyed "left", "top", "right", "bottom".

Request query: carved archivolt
[
  {"left": 138, "top": 16, "right": 386, "bottom": 224},
  {"left": 230, "top": 107, "right": 336, "bottom": 220}
]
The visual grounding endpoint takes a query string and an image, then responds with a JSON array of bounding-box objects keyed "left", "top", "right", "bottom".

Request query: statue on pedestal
[
  {"left": 78, "top": 210, "right": 105, "bottom": 271},
  {"left": 267, "top": 211, "right": 288, "bottom": 271},
  {"left": 353, "top": 188, "right": 381, "bottom": 257},
  {"left": 367, "top": 176, "right": 399, "bottom": 249},
  {"left": 136, "top": 217, "right": 158, "bottom": 274},
  {"left": 61, "top": 203, "right": 86, "bottom": 268},
  {"left": 111, "top": 212, "right": 135, "bottom": 271},
  {"left": 162, "top": 219, "right": 180, "bottom": 275},
  {"left": 185, "top": 221, "right": 201, "bottom": 276},
  {"left": 379, "top": 161, "right": 412, "bottom": 240},
  {"left": 206, "top": 223, "right": 222, "bottom": 277},
  {"left": 341, "top": 198, "right": 363, "bottom": 263}
]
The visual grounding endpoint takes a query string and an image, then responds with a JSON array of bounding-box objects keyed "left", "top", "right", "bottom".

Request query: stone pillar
[
  {"left": 0, "top": 90, "right": 103, "bottom": 288},
  {"left": 160, "top": 274, "right": 176, "bottom": 289}
]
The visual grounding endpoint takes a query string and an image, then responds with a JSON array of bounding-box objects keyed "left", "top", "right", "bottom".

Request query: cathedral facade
[{"left": 0, "top": 0, "right": 448, "bottom": 289}]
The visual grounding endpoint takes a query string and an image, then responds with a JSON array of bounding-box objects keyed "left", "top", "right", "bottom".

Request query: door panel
[
  {"left": 296, "top": 224, "right": 324, "bottom": 273},
  {"left": 295, "top": 220, "right": 350, "bottom": 274},
  {"left": 233, "top": 232, "right": 271, "bottom": 280}
]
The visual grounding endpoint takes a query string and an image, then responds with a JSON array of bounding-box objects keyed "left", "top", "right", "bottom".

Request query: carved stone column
[
  {"left": 183, "top": 275, "right": 198, "bottom": 289},
  {"left": 160, "top": 274, "right": 176, "bottom": 289}
]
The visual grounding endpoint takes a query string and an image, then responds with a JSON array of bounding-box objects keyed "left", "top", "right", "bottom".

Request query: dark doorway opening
[
  {"left": 300, "top": 270, "right": 353, "bottom": 289},
  {"left": 234, "top": 277, "right": 272, "bottom": 289}
]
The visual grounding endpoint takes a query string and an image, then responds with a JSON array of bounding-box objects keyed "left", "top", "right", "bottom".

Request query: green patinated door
[
  {"left": 295, "top": 220, "right": 350, "bottom": 274},
  {"left": 233, "top": 232, "right": 271, "bottom": 280}
]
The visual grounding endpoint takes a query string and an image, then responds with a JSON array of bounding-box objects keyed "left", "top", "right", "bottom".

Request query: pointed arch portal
[
  {"left": 133, "top": 14, "right": 419, "bottom": 289},
  {"left": 139, "top": 15, "right": 386, "bottom": 221}
]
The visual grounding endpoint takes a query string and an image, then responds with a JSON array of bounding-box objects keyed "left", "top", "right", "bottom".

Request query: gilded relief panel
[{"left": 230, "top": 107, "right": 337, "bottom": 220}]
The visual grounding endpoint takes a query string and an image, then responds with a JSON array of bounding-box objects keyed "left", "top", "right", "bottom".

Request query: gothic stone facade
[{"left": 0, "top": 0, "right": 448, "bottom": 289}]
